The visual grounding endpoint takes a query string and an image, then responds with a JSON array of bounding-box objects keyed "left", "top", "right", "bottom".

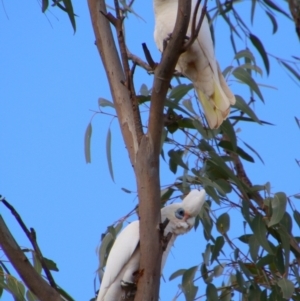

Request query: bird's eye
[{"left": 175, "top": 208, "right": 185, "bottom": 219}]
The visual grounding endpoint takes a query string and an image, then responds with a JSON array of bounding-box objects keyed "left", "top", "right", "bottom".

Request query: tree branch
[
  {"left": 87, "top": 0, "right": 142, "bottom": 166},
  {"left": 1, "top": 197, "right": 57, "bottom": 290},
  {"left": 135, "top": 1, "right": 192, "bottom": 300},
  {"left": 0, "top": 215, "right": 64, "bottom": 301}
]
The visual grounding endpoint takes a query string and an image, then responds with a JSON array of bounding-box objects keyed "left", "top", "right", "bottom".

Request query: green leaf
[
  {"left": 257, "top": 254, "right": 274, "bottom": 268},
  {"left": 233, "top": 68, "right": 264, "bottom": 101},
  {"left": 218, "top": 141, "right": 254, "bottom": 163},
  {"left": 206, "top": 283, "right": 218, "bottom": 301},
  {"left": 106, "top": 128, "right": 114, "bottom": 182},
  {"left": 160, "top": 188, "right": 175, "bottom": 202},
  {"left": 262, "top": 0, "right": 291, "bottom": 19},
  {"left": 280, "top": 212, "right": 293, "bottom": 233},
  {"left": 200, "top": 208, "right": 213, "bottom": 240},
  {"left": 6, "top": 275, "right": 25, "bottom": 300},
  {"left": 233, "top": 95, "right": 261, "bottom": 123},
  {"left": 219, "top": 287, "right": 232, "bottom": 301},
  {"left": 251, "top": 0, "right": 257, "bottom": 24},
  {"left": 182, "top": 266, "right": 198, "bottom": 301},
  {"left": 84, "top": 123, "right": 92, "bottom": 163},
  {"left": 32, "top": 252, "right": 42, "bottom": 274},
  {"left": 169, "top": 83, "right": 193, "bottom": 102},
  {"left": 98, "top": 98, "right": 115, "bottom": 108},
  {"left": 251, "top": 215, "right": 274, "bottom": 254},
  {"left": 230, "top": 116, "right": 273, "bottom": 125},
  {"left": 277, "top": 226, "right": 291, "bottom": 273},
  {"left": 234, "top": 49, "right": 256, "bottom": 62},
  {"left": 277, "top": 279, "right": 294, "bottom": 299},
  {"left": 294, "top": 210, "right": 300, "bottom": 228},
  {"left": 26, "top": 290, "right": 38, "bottom": 301},
  {"left": 213, "top": 264, "right": 225, "bottom": 277},
  {"left": 274, "top": 246, "right": 285, "bottom": 275},
  {"left": 268, "top": 192, "right": 287, "bottom": 227},
  {"left": 237, "top": 260, "right": 254, "bottom": 279},
  {"left": 236, "top": 269, "right": 244, "bottom": 290},
  {"left": 249, "top": 285, "right": 261, "bottom": 301},
  {"left": 242, "top": 140, "right": 265, "bottom": 164},
  {"left": 168, "top": 149, "right": 189, "bottom": 171},
  {"left": 99, "top": 232, "right": 114, "bottom": 271},
  {"left": 216, "top": 213, "right": 230, "bottom": 234},
  {"left": 61, "top": 0, "right": 76, "bottom": 33},
  {"left": 249, "top": 235, "right": 260, "bottom": 262},
  {"left": 281, "top": 61, "right": 300, "bottom": 81},
  {"left": 221, "top": 119, "right": 237, "bottom": 151},
  {"left": 182, "top": 98, "right": 197, "bottom": 115},
  {"left": 139, "top": 84, "right": 149, "bottom": 96},
  {"left": 249, "top": 34, "right": 270, "bottom": 75},
  {"left": 42, "top": 0, "right": 49, "bottom": 12},
  {"left": 56, "top": 286, "right": 76, "bottom": 301},
  {"left": 43, "top": 257, "right": 59, "bottom": 272},
  {"left": 241, "top": 199, "right": 251, "bottom": 224},
  {"left": 169, "top": 269, "right": 186, "bottom": 281},
  {"left": 238, "top": 234, "right": 252, "bottom": 243},
  {"left": 193, "top": 120, "right": 218, "bottom": 140},
  {"left": 260, "top": 289, "right": 268, "bottom": 301},
  {"left": 202, "top": 243, "right": 211, "bottom": 266},
  {"left": 200, "top": 263, "right": 211, "bottom": 284},
  {"left": 211, "top": 236, "right": 224, "bottom": 263},
  {"left": 265, "top": 11, "right": 278, "bottom": 34}
]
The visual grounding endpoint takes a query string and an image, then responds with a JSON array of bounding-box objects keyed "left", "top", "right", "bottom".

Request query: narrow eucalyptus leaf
[
  {"left": 233, "top": 68, "right": 264, "bottom": 101},
  {"left": 251, "top": 215, "right": 274, "bottom": 254},
  {"left": 249, "top": 235, "right": 260, "bottom": 262},
  {"left": 169, "top": 269, "right": 186, "bottom": 281},
  {"left": 268, "top": 192, "right": 287, "bottom": 227},
  {"left": 293, "top": 210, "right": 300, "bottom": 228},
  {"left": 249, "top": 34, "right": 270, "bottom": 75},
  {"left": 206, "top": 283, "right": 218, "bottom": 301},
  {"left": 211, "top": 236, "right": 225, "bottom": 263},
  {"left": 182, "top": 266, "right": 198, "bottom": 301},
  {"left": 106, "top": 128, "right": 114, "bottom": 182},
  {"left": 98, "top": 98, "right": 115, "bottom": 108},
  {"left": 84, "top": 123, "right": 92, "bottom": 163},
  {"left": 277, "top": 278, "right": 294, "bottom": 299},
  {"left": 216, "top": 213, "right": 230, "bottom": 234}
]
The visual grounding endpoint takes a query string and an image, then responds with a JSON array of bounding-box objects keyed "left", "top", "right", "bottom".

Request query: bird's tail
[{"left": 196, "top": 64, "right": 235, "bottom": 129}]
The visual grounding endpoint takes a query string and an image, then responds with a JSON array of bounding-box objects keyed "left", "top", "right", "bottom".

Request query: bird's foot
[
  {"left": 121, "top": 280, "right": 137, "bottom": 300},
  {"left": 163, "top": 33, "right": 172, "bottom": 51}
]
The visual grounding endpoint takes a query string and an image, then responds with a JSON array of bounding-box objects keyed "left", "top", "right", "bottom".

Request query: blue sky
[{"left": 1, "top": 1, "right": 299, "bottom": 300}]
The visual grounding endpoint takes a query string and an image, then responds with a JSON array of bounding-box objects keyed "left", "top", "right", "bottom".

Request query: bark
[
  {"left": 87, "top": 0, "right": 191, "bottom": 300},
  {"left": 0, "top": 215, "right": 64, "bottom": 301}
]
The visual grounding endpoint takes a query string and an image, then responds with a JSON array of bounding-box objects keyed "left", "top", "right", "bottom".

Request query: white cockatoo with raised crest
[
  {"left": 153, "top": 0, "right": 236, "bottom": 129},
  {"left": 96, "top": 189, "right": 206, "bottom": 301}
]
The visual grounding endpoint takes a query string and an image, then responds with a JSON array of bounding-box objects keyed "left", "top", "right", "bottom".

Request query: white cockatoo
[
  {"left": 96, "top": 189, "right": 206, "bottom": 301},
  {"left": 153, "top": 0, "right": 236, "bottom": 129}
]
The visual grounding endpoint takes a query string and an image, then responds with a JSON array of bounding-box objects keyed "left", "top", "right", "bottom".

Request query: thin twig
[
  {"left": 127, "top": 49, "right": 152, "bottom": 72},
  {"left": 113, "top": 0, "right": 143, "bottom": 143},
  {"left": 142, "top": 43, "right": 157, "bottom": 70}
]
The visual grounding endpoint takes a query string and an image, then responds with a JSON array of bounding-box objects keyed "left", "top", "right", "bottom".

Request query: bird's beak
[{"left": 183, "top": 213, "right": 191, "bottom": 221}]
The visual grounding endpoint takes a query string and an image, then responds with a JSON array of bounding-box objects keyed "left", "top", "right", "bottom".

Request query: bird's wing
[
  {"left": 97, "top": 220, "right": 140, "bottom": 300},
  {"left": 194, "top": 8, "right": 218, "bottom": 78}
]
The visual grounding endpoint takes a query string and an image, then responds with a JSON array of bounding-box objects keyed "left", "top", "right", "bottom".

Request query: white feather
[
  {"left": 97, "top": 189, "right": 206, "bottom": 301},
  {"left": 153, "top": 0, "right": 236, "bottom": 129}
]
